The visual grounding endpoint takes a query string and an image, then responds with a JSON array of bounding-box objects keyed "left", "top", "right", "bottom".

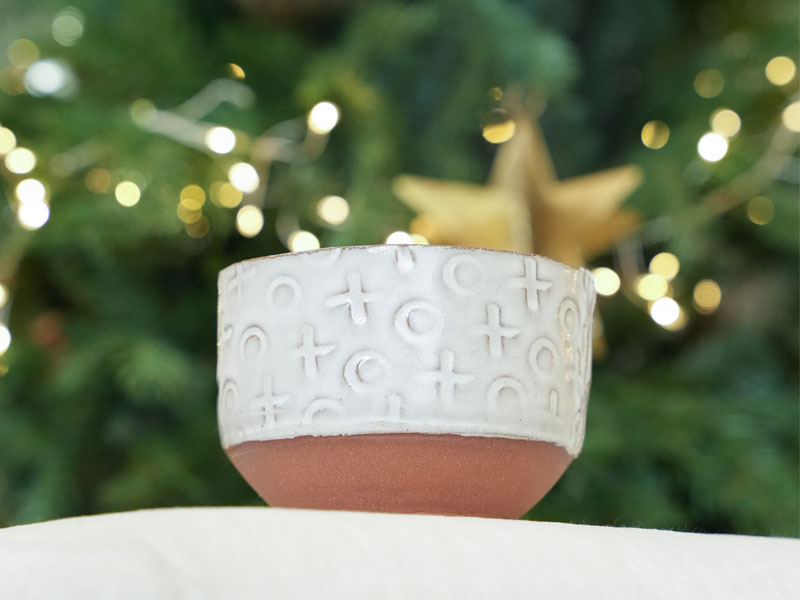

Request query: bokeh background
[{"left": 0, "top": 0, "right": 797, "bottom": 535}]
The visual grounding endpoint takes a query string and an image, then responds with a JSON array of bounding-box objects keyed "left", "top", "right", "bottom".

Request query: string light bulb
[
  {"left": 115, "top": 181, "right": 141, "bottom": 207},
  {"left": 17, "top": 197, "right": 49, "bottom": 229},
  {"left": 649, "top": 297, "right": 681, "bottom": 327},
  {"left": 15, "top": 178, "right": 46, "bottom": 203},
  {"left": 649, "top": 252, "right": 680, "bottom": 281},
  {"left": 694, "top": 69, "right": 724, "bottom": 98},
  {"left": 236, "top": 205, "right": 264, "bottom": 237},
  {"left": 693, "top": 280, "right": 722, "bottom": 314},
  {"left": 697, "top": 132, "right": 728, "bottom": 162},
  {"left": 592, "top": 267, "right": 621, "bottom": 296},
  {"left": 782, "top": 102, "right": 800, "bottom": 132},
  {"left": 765, "top": 56, "right": 796, "bottom": 86},
  {"left": 0, "top": 283, "right": 8, "bottom": 307},
  {"left": 227, "top": 63, "right": 245, "bottom": 80},
  {"left": 636, "top": 273, "right": 669, "bottom": 301},
  {"left": 316, "top": 195, "right": 349, "bottom": 225},
  {"left": 385, "top": 231, "right": 414, "bottom": 244},
  {"left": 228, "top": 162, "right": 259, "bottom": 193},
  {"left": 52, "top": 7, "right": 84, "bottom": 46},
  {"left": 0, "top": 324, "right": 10, "bottom": 355},
  {"left": 0, "top": 127, "right": 16, "bottom": 154},
  {"left": 307, "top": 101, "right": 340, "bottom": 135},
  {"left": 288, "top": 230, "right": 320, "bottom": 251},
  {"left": 641, "top": 121, "right": 670, "bottom": 149},
  {"left": 4, "top": 147, "right": 36, "bottom": 173},
  {"left": 710, "top": 108, "right": 741, "bottom": 138},
  {"left": 205, "top": 126, "right": 236, "bottom": 154}
]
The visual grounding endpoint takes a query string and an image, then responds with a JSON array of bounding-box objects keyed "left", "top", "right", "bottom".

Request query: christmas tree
[{"left": 0, "top": 0, "right": 797, "bottom": 535}]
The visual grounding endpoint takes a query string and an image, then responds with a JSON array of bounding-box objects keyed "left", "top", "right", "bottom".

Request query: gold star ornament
[{"left": 394, "top": 114, "right": 643, "bottom": 268}]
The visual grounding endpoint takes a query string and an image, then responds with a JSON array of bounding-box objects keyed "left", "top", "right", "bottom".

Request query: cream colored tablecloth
[{"left": 0, "top": 507, "right": 797, "bottom": 599}]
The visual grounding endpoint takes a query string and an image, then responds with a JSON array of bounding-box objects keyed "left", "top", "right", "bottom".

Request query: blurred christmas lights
[
  {"left": 641, "top": 120, "right": 670, "bottom": 149},
  {"left": 782, "top": 102, "right": 800, "bottom": 132},
  {"left": 85, "top": 168, "right": 111, "bottom": 193},
  {"left": 710, "top": 108, "right": 741, "bottom": 138},
  {"left": 0, "top": 127, "right": 16, "bottom": 154},
  {"left": 307, "top": 101, "right": 340, "bottom": 135},
  {"left": 52, "top": 7, "right": 84, "bottom": 46},
  {"left": 649, "top": 297, "right": 680, "bottom": 327},
  {"left": 24, "top": 59, "right": 75, "bottom": 97},
  {"left": 697, "top": 132, "right": 728, "bottom": 162},
  {"left": 17, "top": 197, "right": 50, "bottom": 230},
  {"left": 4, "top": 147, "right": 36, "bottom": 173},
  {"left": 0, "top": 324, "right": 10, "bottom": 355},
  {"left": 7, "top": 39, "right": 39, "bottom": 67},
  {"left": 592, "top": 267, "right": 621, "bottom": 296},
  {"left": 385, "top": 231, "right": 414, "bottom": 244},
  {"left": 635, "top": 273, "right": 668, "bottom": 301},
  {"left": 211, "top": 182, "right": 242, "bottom": 208},
  {"left": 746, "top": 196, "right": 774, "bottom": 225},
  {"left": 765, "top": 56, "right": 796, "bottom": 86},
  {"left": 205, "top": 126, "right": 236, "bottom": 154},
  {"left": 236, "top": 205, "right": 264, "bottom": 237},
  {"left": 115, "top": 181, "right": 141, "bottom": 207},
  {"left": 693, "top": 280, "right": 722, "bottom": 314},
  {"left": 316, "top": 195, "right": 349, "bottom": 225},
  {"left": 15, "top": 178, "right": 46, "bottom": 203},
  {"left": 649, "top": 252, "right": 680, "bottom": 281},
  {"left": 227, "top": 63, "right": 246, "bottom": 80},
  {"left": 180, "top": 185, "right": 206, "bottom": 210},
  {"left": 228, "top": 162, "right": 259, "bottom": 193},
  {"left": 694, "top": 69, "right": 723, "bottom": 98},
  {"left": 288, "top": 230, "right": 320, "bottom": 251}
]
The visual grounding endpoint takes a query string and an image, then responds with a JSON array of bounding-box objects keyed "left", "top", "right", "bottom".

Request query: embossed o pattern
[
  {"left": 442, "top": 254, "right": 488, "bottom": 296},
  {"left": 344, "top": 351, "right": 392, "bottom": 393},
  {"left": 529, "top": 337, "right": 560, "bottom": 381},
  {"left": 487, "top": 377, "right": 527, "bottom": 413},
  {"left": 394, "top": 300, "right": 444, "bottom": 343},
  {"left": 221, "top": 380, "right": 239, "bottom": 415},
  {"left": 302, "top": 398, "right": 344, "bottom": 425},
  {"left": 265, "top": 275, "right": 302, "bottom": 311},
  {"left": 238, "top": 325, "right": 267, "bottom": 361},
  {"left": 558, "top": 297, "right": 581, "bottom": 337}
]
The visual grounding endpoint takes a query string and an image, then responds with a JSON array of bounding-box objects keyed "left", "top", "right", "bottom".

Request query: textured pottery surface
[
  {"left": 218, "top": 245, "right": 595, "bottom": 517},
  {"left": 217, "top": 245, "right": 596, "bottom": 455}
]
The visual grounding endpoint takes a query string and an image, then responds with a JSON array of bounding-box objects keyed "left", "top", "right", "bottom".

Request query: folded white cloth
[{"left": 0, "top": 507, "right": 797, "bottom": 599}]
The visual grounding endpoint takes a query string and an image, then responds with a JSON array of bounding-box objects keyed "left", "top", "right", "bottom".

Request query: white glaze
[{"left": 217, "top": 245, "right": 595, "bottom": 456}]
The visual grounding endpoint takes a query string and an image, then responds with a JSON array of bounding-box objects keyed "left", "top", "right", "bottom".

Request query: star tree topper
[{"left": 394, "top": 113, "right": 643, "bottom": 267}]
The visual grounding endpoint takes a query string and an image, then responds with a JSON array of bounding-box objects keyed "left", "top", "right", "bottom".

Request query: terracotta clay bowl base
[{"left": 226, "top": 433, "right": 572, "bottom": 519}]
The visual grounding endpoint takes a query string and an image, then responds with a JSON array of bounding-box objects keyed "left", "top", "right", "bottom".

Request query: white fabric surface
[{"left": 0, "top": 507, "right": 797, "bottom": 599}]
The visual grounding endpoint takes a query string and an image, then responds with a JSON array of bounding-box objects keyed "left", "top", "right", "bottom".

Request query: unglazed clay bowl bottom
[{"left": 226, "top": 433, "right": 572, "bottom": 519}]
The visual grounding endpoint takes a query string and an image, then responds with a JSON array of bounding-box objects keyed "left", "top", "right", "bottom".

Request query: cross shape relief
[
  {"left": 324, "top": 271, "right": 377, "bottom": 325},
  {"left": 507, "top": 257, "right": 552, "bottom": 312},
  {"left": 425, "top": 349, "right": 475, "bottom": 406},
  {"left": 291, "top": 324, "right": 336, "bottom": 378},
  {"left": 471, "top": 303, "right": 520, "bottom": 359},
  {"left": 255, "top": 375, "right": 291, "bottom": 428}
]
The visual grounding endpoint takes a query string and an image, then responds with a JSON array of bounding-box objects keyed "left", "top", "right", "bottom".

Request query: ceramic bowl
[{"left": 217, "top": 245, "right": 595, "bottom": 518}]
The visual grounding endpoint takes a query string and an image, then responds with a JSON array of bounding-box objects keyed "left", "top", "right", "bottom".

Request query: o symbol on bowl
[
  {"left": 394, "top": 300, "right": 444, "bottom": 344},
  {"left": 442, "top": 254, "right": 488, "bottom": 295},
  {"left": 265, "top": 276, "right": 302, "bottom": 311},
  {"left": 238, "top": 326, "right": 267, "bottom": 361},
  {"left": 344, "top": 351, "right": 391, "bottom": 393},
  {"left": 558, "top": 297, "right": 581, "bottom": 336},
  {"left": 529, "top": 337, "right": 560, "bottom": 381},
  {"left": 487, "top": 377, "right": 527, "bottom": 413}
]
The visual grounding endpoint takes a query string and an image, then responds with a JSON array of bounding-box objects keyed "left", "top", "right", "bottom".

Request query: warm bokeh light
[
  {"left": 765, "top": 56, "right": 796, "bottom": 86},
  {"left": 17, "top": 197, "right": 50, "bottom": 230},
  {"left": 288, "top": 230, "right": 321, "bottom": 251},
  {"left": 649, "top": 252, "right": 680, "bottom": 281},
  {"left": 710, "top": 108, "right": 741, "bottom": 138},
  {"left": 180, "top": 184, "right": 206, "bottom": 210},
  {"left": 177, "top": 203, "right": 202, "bottom": 224},
  {"left": 693, "top": 280, "right": 722, "bottom": 314},
  {"left": 636, "top": 273, "right": 668, "bottom": 301},
  {"left": 0, "top": 324, "right": 10, "bottom": 355},
  {"left": 782, "top": 102, "right": 800, "bottom": 132},
  {"left": 649, "top": 297, "right": 681, "bottom": 327},
  {"left": 85, "top": 168, "right": 111, "bottom": 193},
  {"left": 663, "top": 306, "right": 688, "bottom": 331},
  {"left": 410, "top": 233, "right": 429, "bottom": 245},
  {"left": 185, "top": 215, "right": 210, "bottom": 238},
  {"left": 0, "top": 283, "right": 8, "bottom": 307},
  {"left": 410, "top": 214, "right": 439, "bottom": 241},
  {"left": 4, "top": 147, "right": 36, "bottom": 173},
  {"left": 7, "top": 39, "right": 39, "bottom": 67},
  {"left": 316, "top": 195, "right": 350, "bottom": 225},
  {"left": 746, "top": 196, "right": 774, "bottom": 225},
  {"left": 129, "top": 98, "right": 156, "bottom": 126},
  {"left": 205, "top": 126, "right": 236, "bottom": 154},
  {"left": 228, "top": 162, "right": 260, "bottom": 193},
  {"left": 115, "top": 181, "right": 141, "bottom": 207},
  {"left": 24, "top": 59, "right": 73, "bottom": 97},
  {"left": 482, "top": 119, "right": 516, "bottom": 144},
  {"left": 52, "top": 8, "right": 84, "bottom": 46},
  {"left": 236, "top": 205, "right": 264, "bottom": 237},
  {"left": 697, "top": 132, "right": 728, "bottom": 162},
  {"left": 227, "top": 63, "right": 245, "bottom": 80},
  {"left": 385, "top": 231, "right": 414, "bottom": 244},
  {"left": 641, "top": 120, "right": 670, "bottom": 149},
  {"left": 0, "top": 126, "right": 16, "bottom": 154},
  {"left": 15, "top": 178, "right": 46, "bottom": 203},
  {"left": 592, "top": 267, "right": 621, "bottom": 296},
  {"left": 694, "top": 69, "right": 724, "bottom": 98},
  {"left": 307, "top": 101, "right": 340, "bottom": 135},
  {"left": 212, "top": 182, "right": 242, "bottom": 208}
]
